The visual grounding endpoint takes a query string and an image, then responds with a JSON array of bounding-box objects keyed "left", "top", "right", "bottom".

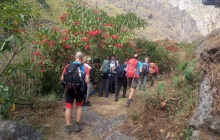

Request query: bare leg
[
  {"left": 65, "top": 108, "right": 72, "bottom": 125},
  {"left": 76, "top": 106, "right": 82, "bottom": 122},
  {"left": 128, "top": 88, "right": 135, "bottom": 99}
]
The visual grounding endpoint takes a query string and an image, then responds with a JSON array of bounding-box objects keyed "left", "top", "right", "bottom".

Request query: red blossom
[
  {"left": 60, "top": 14, "right": 68, "bottom": 22},
  {"left": 42, "top": 55, "right": 46, "bottom": 59},
  {"left": 98, "top": 18, "right": 102, "bottom": 20},
  {"left": 52, "top": 27, "right": 58, "bottom": 31},
  {"left": 81, "top": 37, "right": 90, "bottom": 42},
  {"left": 64, "top": 45, "right": 71, "bottom": 49},
  {"left": 105, "top": 23, "right": 113, "bottom": 27},
  {"left": 88, "top": 30, "right": 102, "bottom": 36},
  {"left": 112, "top": 35, "right": 119, "bottom": 39},
  {"left": 40, "top": 69, "right": 45, "bottom": 73},
  {"left": 115, "top": 44, "right": 122, "bottom": 48},
  {"left": 33, "top": 51, "right": 40, "bottom": 56},
  {"left": 84, "top": 43, "right": 90, "bottom": 50},
  {"left": 74, "top": 22, "right": 81, "bottom": 25},
  {"left": 48, "top": 41, "right": 54, "bottom": 47}
]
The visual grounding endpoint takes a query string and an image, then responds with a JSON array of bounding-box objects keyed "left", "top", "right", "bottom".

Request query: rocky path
[{"left": 47, "top": 92, "right": 138, "bottom": 140}]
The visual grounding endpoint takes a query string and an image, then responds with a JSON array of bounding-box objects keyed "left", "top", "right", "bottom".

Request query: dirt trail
[{"left": 47, "top": 92, "right": 132, "bottom": 140}]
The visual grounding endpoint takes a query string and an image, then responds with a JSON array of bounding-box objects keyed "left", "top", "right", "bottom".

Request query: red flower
[
  {"left": 48, "top": 41, "right": 54, "bottom": 47},
  {"left": 88, "top": 30, "right": 101, "bottom": 36},
  {"left": 60, "top": 14, "right": 68, "bottom": 22},
  {"left": 105, "top": 23, "right": 113, "bottom": 27},
  {"left": 74, "top": 22, "right": 81, "bottom": 25},
  {"left": 52, "top": 27, "right": 58, "bottom": 31},
  {"left": 101, "top": 40, "right": 106, "bottom": 45},
  {"left": 115, "top": 44, "right": 122, "bottom": 48},
  {"left": 65, "top": 45, "right": 71, "bottom": 49},
  {"left": 81, "top": 37, "right": 90, "bottom": 42},
  {"left": 98, "top": 18, "right": 102, "bottom": 20},
  {"left": 42, "top": 55, "right": 46, "bottom": 59},
  {"left": 112, "top": 35, "right": 119, "bottom": 39},
  {"left": 33, "top": 51, "right": 40, "bottom": 56},
  {"left": 84, "top": 43, "right": 90, "bottom": 50},
  {"left": 40, "top": 60, "right": 44, "bottom": 64},
  {"left": 40, "top": 69, "right": 45, "bottom": 73}
]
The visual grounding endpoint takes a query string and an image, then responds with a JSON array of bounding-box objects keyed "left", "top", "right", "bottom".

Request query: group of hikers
[{"left": 60, "top": 51, "right": 158, "bottom": 134}]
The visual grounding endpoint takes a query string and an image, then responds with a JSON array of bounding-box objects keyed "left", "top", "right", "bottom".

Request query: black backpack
[
  {"left": 116, "top": 64, "right": 127, "bottom": 78},
  {"left": 63, "top": 62, "right": 85, "bottom": 89},
  {"left": 142, "top": 62, "right": 150, "bottom": 74}
]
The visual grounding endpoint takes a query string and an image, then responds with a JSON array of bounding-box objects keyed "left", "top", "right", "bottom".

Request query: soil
[{"left": 13, "top": 90, "right": 136, "bottom": 140}]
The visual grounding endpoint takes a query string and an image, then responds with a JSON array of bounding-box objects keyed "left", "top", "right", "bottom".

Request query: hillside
[{"left": 33, "top": 0, "right": 219, "bottom": 42}]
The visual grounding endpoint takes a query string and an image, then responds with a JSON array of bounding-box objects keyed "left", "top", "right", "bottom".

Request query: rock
[
  {"left": 0, "top": 121, "right": 44, "bottom": 140},
  {"left": 210, "top": 121, "right": 220, "bottom": 134},
  {"left": 105, "top": 131, "right": 137, "bottom": 140},
  {"left": 92, "top": 115, "right": 127, "bottom": 139},
  {"left": 190, "top": 76, "right": 216, "bottom": 128},
  {"left": 191, "top": 131, "right": 201, "bottom": 140},
  {"left": 81, "top": 110, "right": 102, "bottom": 125}
]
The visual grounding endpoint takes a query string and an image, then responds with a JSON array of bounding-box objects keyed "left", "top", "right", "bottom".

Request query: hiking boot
[
  {"left": 84, "top": 101, "right": 92, "bottom": 106},
  {"left": 126, "top": 101, "right": 130, "bottom": 108},
  {"left": 74, "top": 122, "right": 82, "bottom": 132},
  {"left": 122, "top": 94, "right": 126, "bottom": 98},
  {"left": 82, "top": 106, "right": 89, "bottom": 111},
  {"left": 64, "top": 125, "right": 71, "bottom": 135},
  {"left": 115, "top": 98, "right": 118, "bottom": 102}
]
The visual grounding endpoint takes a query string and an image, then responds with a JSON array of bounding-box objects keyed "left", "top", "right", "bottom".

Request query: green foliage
[
  {"left": 0, "top": 83, "right": 14, "bottom": 119},
  {"left": 136, "top": 39, "right": 173, "bottom": 73}
]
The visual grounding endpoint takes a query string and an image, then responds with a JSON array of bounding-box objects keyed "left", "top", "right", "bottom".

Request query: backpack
[
  {"left": 63, "top": 62, "right": 85, "bottom": 90},
  {"left": 102, "top": 60, "right": 110, "bottom": 74},
  {"left": 116, "top": 64, "right": 127, "bottom": 78},
  {"left": 127, "top": 58, "right": 139, "bottom": 78},
  {"left": 149, "top": 63, "right": 157, "bottom": 74},
  {"left": 142, "top": 62, "right": 150, "bottom": 74}
]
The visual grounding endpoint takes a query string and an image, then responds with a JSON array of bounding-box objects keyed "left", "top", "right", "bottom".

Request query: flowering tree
[{"left": 33, "top": 0, "right": 146, "bottom": 77}]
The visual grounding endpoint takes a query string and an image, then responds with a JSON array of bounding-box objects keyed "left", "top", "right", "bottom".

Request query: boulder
[
  {"left": 92, "top": 115, "right": 127, "bottom": 139},
  {"left": 105, "top": 131, "right": 137, "bottom": 140},
  {"left": 0, "top": 121, "right": 44, "bottom": 140}
]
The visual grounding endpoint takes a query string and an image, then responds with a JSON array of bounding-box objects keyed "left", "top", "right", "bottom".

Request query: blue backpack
[
  {"left": 142, "top": 62, "right": 150, "bottom": 74},
  {"left": 116, "top": 64, "right": 127, "bottom": 78}
]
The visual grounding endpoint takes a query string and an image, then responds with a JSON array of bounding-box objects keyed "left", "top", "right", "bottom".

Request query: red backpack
[{"left": 127, "top": 58, "right": 139, "bottom": 78}]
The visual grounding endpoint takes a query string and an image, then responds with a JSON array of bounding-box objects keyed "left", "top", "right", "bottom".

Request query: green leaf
[{"left": 0, "top": 35, "right": 14, "bottom": 52}]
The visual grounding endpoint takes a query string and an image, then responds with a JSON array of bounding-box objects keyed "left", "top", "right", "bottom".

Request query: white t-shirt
[{"left": 110, "top": 60, "right": 119, "bottom": 73}]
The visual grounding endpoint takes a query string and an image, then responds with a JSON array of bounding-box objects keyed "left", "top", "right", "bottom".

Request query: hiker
[
  {"left": 115, "top": 60, "right": 127, "bottom": 101},
  {"left": 126, "top": 54, "right": 143, "bottom": 107},
  {"left": 84, "top": 58, "right": 100, "bottom": 106},
  {"left": 82, "top": 56, "right": 92, "bottom": 111},
  {"left": 61, "top": 52, "right": 90, "bottom": 134},
  {"left": 109, "top": 55, "right": 119, "bottom": 95},
  {"left": 139, "top": 57, "right": 150, "bottom": 90},
  {"left": 99, "top": 56, "right": 111, "bottom": 98},
  {"left": 149, "top": 63, "right": 159, "bottom": 87}
]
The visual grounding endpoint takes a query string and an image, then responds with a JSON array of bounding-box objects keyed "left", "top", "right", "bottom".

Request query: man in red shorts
[{"left": 61, "top": 52, "right": 90, "bottom": 134}]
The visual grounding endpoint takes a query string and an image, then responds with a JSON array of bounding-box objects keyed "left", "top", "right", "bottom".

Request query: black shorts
[{"left": 66, "top": 87, "right": 84, "bottom": 104}]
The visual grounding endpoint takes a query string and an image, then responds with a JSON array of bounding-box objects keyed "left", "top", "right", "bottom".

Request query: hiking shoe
[
  {"left": 126, "top": 101, "right": 130, "bottom": 108},
  {"left": 74, "top": 122, "right": 82, "bottom": 132},
  {"left": 84, "top": 102, "right": 92, "bottom": 106},
  {"left": 82, "top": 106, "right": 89, "bottom": 111},
  {"left": 115, "top": 98, "right": 118, "bottom": 102},
  {"left": 64, "top": 125, "right": 71, "bottom": 135}
]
